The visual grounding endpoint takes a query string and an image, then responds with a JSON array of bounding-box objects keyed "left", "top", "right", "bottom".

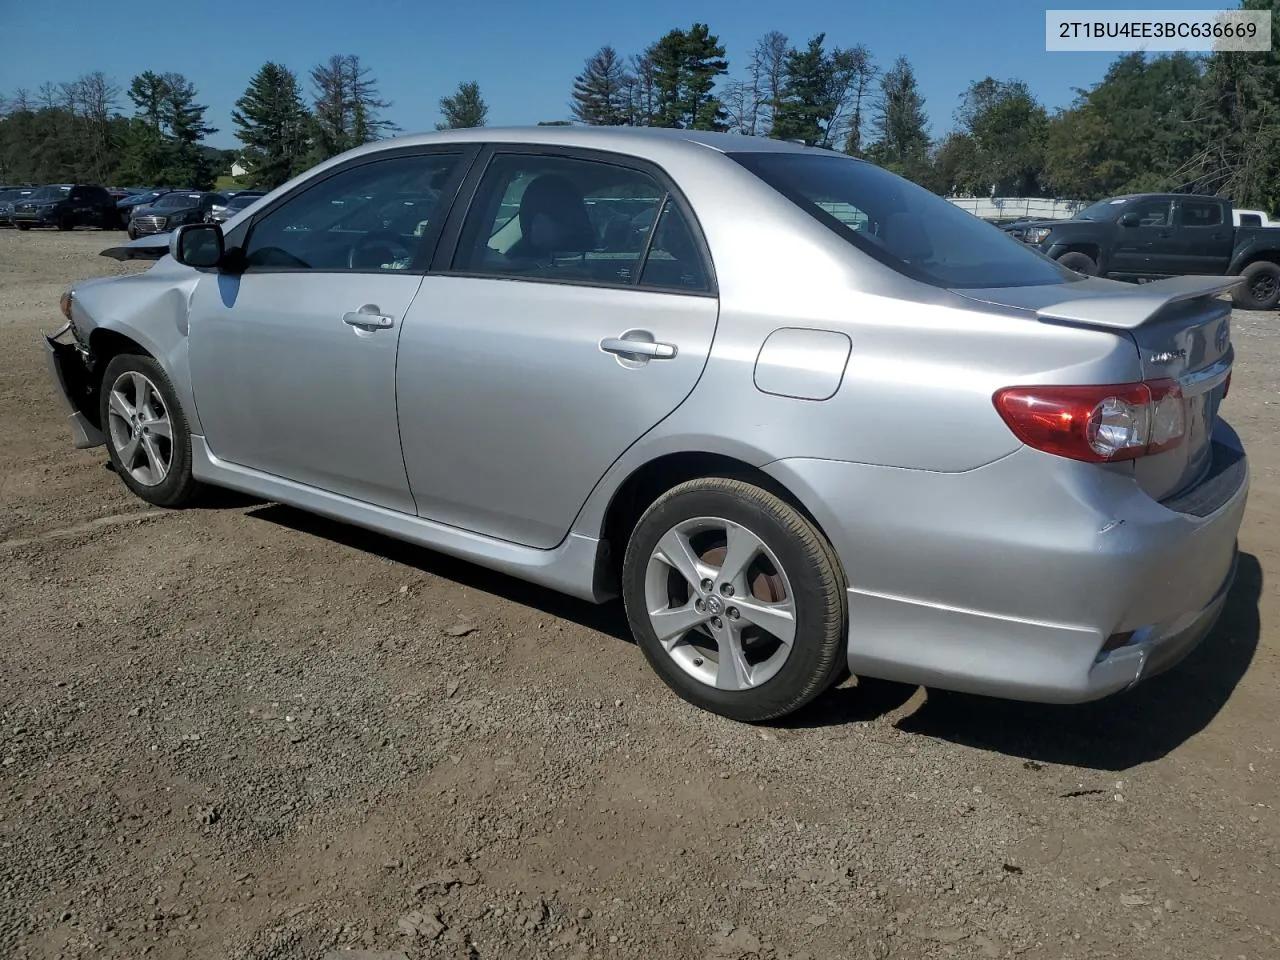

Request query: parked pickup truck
[{"left": 1019, "top": 193, "right": 1280, "bottom": 310}]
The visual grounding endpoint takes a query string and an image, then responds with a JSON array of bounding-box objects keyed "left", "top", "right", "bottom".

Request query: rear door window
[{"left": 448, "top": 151, "right": 710, "bottom": 292}]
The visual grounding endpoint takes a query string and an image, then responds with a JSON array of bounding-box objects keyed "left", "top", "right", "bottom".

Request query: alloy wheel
[
  {"left": 105, "top": 370, "right": 173, "bottom": 486},
  {"left": 643, "top": 516, "right": 797, "bottom": 691}
]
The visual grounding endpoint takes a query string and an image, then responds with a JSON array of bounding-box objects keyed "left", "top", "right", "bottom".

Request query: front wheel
[
  {"left": 1231, "top": 261, "right": 1280, "bottom": 310},
  {"left": 621, "top": 477, "right": 848, "bottom": 723},
  {"left": 1057, "top": 251, "right": 1098, "bottom": 276},
  {"left": 98, "top": 354, "right": 204, "bottom": 508}
]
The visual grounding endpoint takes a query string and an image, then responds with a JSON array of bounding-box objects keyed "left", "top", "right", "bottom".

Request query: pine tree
[
  {"left": 866, "top": 56, "right": 930, "bottom": 180},
  {"left": 770, "top": 34, "right": 835, "bottom": 145},
  {"left": 118, "top": 71, "right": 215, "bottom": 187},
  {"left": 645, "top": 24, "right": 730, "bottom": 130},
  {"left": 570, "top": 46, "right": 632, "bottom": 125},
  {"left": 308, "top": 55, "right": 397, "bottom": 162},
  {"left": 233, "top": 63, "right": 312, "bottom": 189},
  {"left": 437, "top": 81, "right": 488, "bottom": 129}
]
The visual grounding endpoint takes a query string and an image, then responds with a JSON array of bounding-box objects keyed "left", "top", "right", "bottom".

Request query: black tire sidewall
[
  {"left": 98, "top": 354, "right": 198, "bottom": 508},
  {"left": 1057, "top": 252, "right": 1097, "bottom": 276},
  {"left": 1235, "top": 262, "right": 1280, "bottom": 310},
  {"left": 621, "top": 481, "right": 846, "bottom": 722}
]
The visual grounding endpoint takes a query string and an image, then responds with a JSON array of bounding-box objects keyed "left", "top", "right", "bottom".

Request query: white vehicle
[{"left": 1234, "top": 208, "right": 1273, "bottom": 227}]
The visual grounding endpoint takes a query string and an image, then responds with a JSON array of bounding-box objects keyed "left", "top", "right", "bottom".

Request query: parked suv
[
  {"left": 128, "top": 191, "right": 227, "bottom": 238},
  {"left": 10, "top": 184, "right": 121, "bottom": 231}
]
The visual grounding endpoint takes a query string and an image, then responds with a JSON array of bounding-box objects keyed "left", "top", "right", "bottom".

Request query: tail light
[{"left": 992, "top": 379, "right": 1185, "bottom": 463}]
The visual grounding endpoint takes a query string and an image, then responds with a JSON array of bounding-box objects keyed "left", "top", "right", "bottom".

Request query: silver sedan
[{"left": 44, "top": 127, "right": 1248, "bottom": 722}]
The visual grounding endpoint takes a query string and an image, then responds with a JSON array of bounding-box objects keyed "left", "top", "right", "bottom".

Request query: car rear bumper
[
  {"left": 763, "top": 420, "right": 1249, "bottom": 704},
  {"left": 44, "top": 325, "right": 105, "bottom": 449}
]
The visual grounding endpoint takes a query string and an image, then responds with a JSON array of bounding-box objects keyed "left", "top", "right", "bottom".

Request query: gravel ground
[{"left": 1, "top": 228, "right": 1278, "bottom": 960}]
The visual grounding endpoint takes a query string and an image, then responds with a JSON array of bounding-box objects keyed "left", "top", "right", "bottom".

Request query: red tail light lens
[{"left": 992, "top": 379, "right": 1185, "bottom": 462}]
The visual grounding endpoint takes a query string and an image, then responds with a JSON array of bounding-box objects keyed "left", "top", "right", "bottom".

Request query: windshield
[
  {"left": 1074, "top": 198, "right": 1128, "bottom": 221},
  {"left": 155, "top": 193, "right": 203, "bottom": 209},
  {"left": 30, "top": 186, "right": 71, "bottom": 201},
  {"left": 729, "top": 152, "right": 1078, "bottom": 289}
]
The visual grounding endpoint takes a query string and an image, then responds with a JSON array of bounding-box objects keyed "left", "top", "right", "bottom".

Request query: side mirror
[
  {"left": 1119, "top": 212, "right": 1140, "bottom": 227},
  {"left": 169, "top": 222, "right": 224, "bottom": 268}
]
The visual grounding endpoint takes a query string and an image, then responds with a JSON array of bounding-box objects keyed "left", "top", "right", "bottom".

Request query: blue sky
[{"left": 0, "top": 0, "right": 1213, "bottom": 150}]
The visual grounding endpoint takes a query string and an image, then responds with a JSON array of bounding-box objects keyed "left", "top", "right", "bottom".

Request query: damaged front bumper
[{"left": 44, "top": 321, "right": 105, "bottom": 449}]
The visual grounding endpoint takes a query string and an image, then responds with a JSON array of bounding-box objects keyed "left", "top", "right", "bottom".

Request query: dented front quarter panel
[{"left": 67, "top": 259, "right": 205, "bottom": 435}]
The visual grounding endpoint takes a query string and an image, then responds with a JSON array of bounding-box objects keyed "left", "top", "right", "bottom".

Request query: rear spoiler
[
  {"left": 100, "top": 233, "right": 171, "bottom": 262},
  {"left": 1036, "top": 275, "right": 1240, "bottom": 330}
]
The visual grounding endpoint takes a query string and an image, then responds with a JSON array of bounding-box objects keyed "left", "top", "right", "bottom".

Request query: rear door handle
[
  {"left": 600, "top": 334, "right": 677, "bottom": 360},
  {"left": 343, "top": 307, "right": 395, "bottom": 330}
]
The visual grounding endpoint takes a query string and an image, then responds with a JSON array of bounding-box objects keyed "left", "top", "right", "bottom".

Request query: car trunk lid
[{"left": 954, "top": 275, "right": 1237, "bottom": 502}]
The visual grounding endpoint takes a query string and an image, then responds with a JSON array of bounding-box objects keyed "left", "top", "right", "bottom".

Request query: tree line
[
  {"left": 0, "top": 59, "right": 488, "bottom": 191},
  {"left": 1, "top": 0, "right": 1277, "bottom": 212},
  {"left": 564, "top": 1, "right": 1279, "bottom": 211}
]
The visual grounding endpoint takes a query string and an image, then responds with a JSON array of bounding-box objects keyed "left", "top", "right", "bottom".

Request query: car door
[
  {"left": 396, "top": 147, "right": 720, "bottom": 549},
  {"left": 187, "top": 147, "right": 475, "bottom": 513},
  {"left": 1110, "top": 198, "right": 1178, "bottom": 278},
  {"left": 1172, "top": 198, "right": 1234, "bottom": 274}
]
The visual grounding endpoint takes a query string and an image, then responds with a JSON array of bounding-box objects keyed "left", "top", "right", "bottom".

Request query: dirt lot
[{"left": 1, "top": 229, "right": 1277, "bottom": 960}]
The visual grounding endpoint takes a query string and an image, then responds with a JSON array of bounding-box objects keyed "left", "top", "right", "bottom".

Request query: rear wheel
[
  {"left": 1057, "top": 251, "right": 1098, "bottom": 276},
  {"left": 621, "top": 477, "right": 847, "bottom": 723},
  {"left": 16, "top": 222, "right": 29, "bottom": 231},
  {"left": 98, "top": 354, "right": 204, "bottom": 508},
  {"left": 57, "top": 216, "right": 73, "bottom": 232},
  {"left": 1231, "top": 261, "right": 1280, "bottom": 310}
]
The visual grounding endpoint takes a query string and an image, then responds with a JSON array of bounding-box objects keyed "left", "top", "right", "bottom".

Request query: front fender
[
  {"left": 69, "top": 269, "right": 204, "bottom": 436},
  {"left": 1226, "top": 240, "right": 1277, "bottom": 276}
]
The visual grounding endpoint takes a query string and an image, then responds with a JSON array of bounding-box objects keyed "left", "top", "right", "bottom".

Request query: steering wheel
[{"left": 348, "top": 231, "right": 415, "bottom": 270}]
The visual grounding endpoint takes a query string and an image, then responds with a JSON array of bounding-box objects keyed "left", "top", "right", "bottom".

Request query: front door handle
[
  {"left": 343, "top": 306, "right": 395, "bottom": 330},
  {"left": 600, "top": 334, "right": 677, "bottom": 360}
]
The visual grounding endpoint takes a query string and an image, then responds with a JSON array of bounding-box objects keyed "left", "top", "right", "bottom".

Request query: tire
[
  {"left": 16, "top": 222, "right": 29, "bottom": 231},
  {"left": 98, "top": 353, "right": 204, "bottom": 508},
  {"left": 1230, "top": 260, "right": 1280, "bottom": 311},
  {"left": 1057, "top": 251, "right": 1098, "bottom": 276},
  {"left": 621, "top": 476, "right": 848, "bottom": 723},
  {"left": 57, "top": 216, "right": 73, "bottom": 232}
]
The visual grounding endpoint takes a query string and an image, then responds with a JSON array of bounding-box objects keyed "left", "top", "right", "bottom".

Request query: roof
[{"left": 341, "top": 125, "right": 822, "bottom": 159}]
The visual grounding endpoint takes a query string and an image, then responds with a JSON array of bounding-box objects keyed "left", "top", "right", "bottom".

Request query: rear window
[{"left": 728, "top": 152, "right": 1078, "bottom": 289}]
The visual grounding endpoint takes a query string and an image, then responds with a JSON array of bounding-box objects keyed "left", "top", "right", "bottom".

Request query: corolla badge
[
  {"left": 1215, "top": 320, "right": 1230, "bottom": 352},
  {"left": 1149, "top": 348, "right": 1187, "bottom": 365}
]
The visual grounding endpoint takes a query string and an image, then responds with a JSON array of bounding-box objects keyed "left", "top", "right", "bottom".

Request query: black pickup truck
[{"left": 1018, "top": 193, "right": 1280, "bottom": 310}]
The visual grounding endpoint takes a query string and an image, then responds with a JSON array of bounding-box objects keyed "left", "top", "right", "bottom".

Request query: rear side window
[
  {"left": 728, "top": 152, "right": 1077, "bottom": 289},
  {"left": 1239, "top": 213, "right": 1262, "bottom": 227},
  {"left": 1178, "top": 201, "right": 1223, "bottom": 227}
]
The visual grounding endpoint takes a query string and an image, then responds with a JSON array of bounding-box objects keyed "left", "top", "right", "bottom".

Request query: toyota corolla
[{"left": 44, "top": 127, "right": 1248, "bottom": 723}]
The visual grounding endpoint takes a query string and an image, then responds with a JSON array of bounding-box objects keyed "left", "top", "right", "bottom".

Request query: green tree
[
  {"left": 117, "top": 71, "right": 216, "bottom": 187},
  {"left": 437, "top": 81, "right": 488, "bottom": 129},
  {"left": 865, "top": 56, "right": 930, "bottom": 181},
  {"left": 954, "top": 78, "right": 1049, "bottom": 196},
  {"left": 1042, "top": 52, "right": 1203, "bottom": 198},
  {"left": 570, "top": 46, "right": 632, "bottom": 125},
  {"left": 770, "top": 34, "right": 835, "bottom": 145},
  {"left": 645, "top": 24, "right": 730, "bottom": 130},
  {"left": 232, "top": 62, "right": 312, "bottom": 189},
  {"left": 1177, "top": 0, "right": 1280, "bottom": 211},
  {"left": 308, "top": 54, "right": 397, "bottom": 162}
]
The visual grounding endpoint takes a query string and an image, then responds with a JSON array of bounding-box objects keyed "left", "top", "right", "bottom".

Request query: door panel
[
  {"left": 397, "top": 277, "right": 718, "bottom": 547},
  {"left": 1174, "top": 199, "right": 1234, "bottom": 274},
  {"left": 1109, "top": 199, "right": 1177, "bottom": 278},
  {"left": 186, "top": 148, "right": 471, "bottom": 513},
  {"left": 188, "top": 272, "right": 423, "bottom": 512}
]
